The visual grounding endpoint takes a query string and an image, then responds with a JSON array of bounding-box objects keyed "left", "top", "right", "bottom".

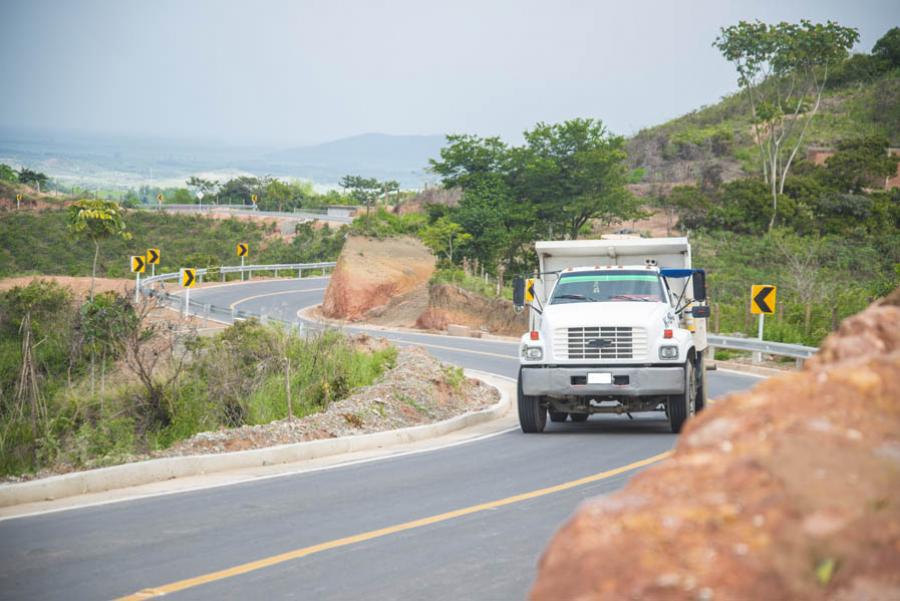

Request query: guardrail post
[
  {"left": 708, "top": 345, "right": 717, "bottom": 362},
  {"left": 796, "top": 357, "right": 805, "bottom": 370},
  {"left": 204, "top": 304, "right": 211, "bottom": 327},
  {"left": 298, "top": 268, "right": 302, "bottom": 279}
]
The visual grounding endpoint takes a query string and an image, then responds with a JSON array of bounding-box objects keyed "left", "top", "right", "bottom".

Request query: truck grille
[{"left": 553, "top": 327, "right": 647, "bottom": 360}]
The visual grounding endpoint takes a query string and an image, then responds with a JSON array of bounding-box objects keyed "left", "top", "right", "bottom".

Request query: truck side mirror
[
  {"left": 692, "top": 270, "right": 707, "bottom": 302},
  {"left": 513, "top": 277, "right": 525, "bottom": 308}
]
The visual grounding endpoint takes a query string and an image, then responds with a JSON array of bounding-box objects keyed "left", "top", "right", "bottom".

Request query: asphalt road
[{"left": 0, "top": 278, "right": 762, "bottom": 600}]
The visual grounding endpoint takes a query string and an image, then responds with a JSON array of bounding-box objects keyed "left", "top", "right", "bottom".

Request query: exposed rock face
[
  {"left": 415, "top": 284, "right": 528, "bottom": 336},
  {"left": 321, "top": 236, "right": 435, "bottom": 321},
  {"left": 531, "top": 289, "right": 900, "bottom": 601},
  {"left": 393, "top": 187, "right": 461, "bottom": 215}
]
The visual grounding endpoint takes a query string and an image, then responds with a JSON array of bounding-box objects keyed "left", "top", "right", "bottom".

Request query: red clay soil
[
  {"left": 0, "top": 276, "right": 133, "bottom": 300},
  {"left": 321, "top": 236, "right": 435, "bottom": 321},
  {"left": 531, "top": 289, "right": 900, "bottom": 600},
  {"left": 415, "top": 283, "right": 527, "bottom": 336}
]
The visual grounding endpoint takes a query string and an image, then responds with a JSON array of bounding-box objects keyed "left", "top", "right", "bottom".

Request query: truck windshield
[{"left": 549, "top": 271, "right": 664, "bottom": 304}]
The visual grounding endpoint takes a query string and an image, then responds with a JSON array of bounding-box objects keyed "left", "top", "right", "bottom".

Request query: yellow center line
[
  {"left": 117, "top": 451, "right": 671, "bottom": 600},
  {"left": 228, "top": 288, "right": 327, "bottom": 310}
]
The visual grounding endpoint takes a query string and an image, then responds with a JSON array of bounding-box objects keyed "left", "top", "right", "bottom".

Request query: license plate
[{"left": 587, "top": 373, "right": 612, "bottom": 384}]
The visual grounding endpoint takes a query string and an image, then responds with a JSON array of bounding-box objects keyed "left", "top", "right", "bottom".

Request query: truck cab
[{"left": 513, "top": 237, "right": 709, "bottom": 434}]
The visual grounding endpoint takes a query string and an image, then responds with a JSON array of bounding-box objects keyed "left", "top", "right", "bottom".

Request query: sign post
[
  {"left": 181, "top": 268, "right": 197, "bottom": 317},
  {"left": 131, "top": 256, "right": 146, "bottom": 302},
  {"left": 146, "top": 248, "right": 160, "bottom": 277},
  {"left": 156, "top": 193, "right": 164, "bottom": 210},
  {"left": 750, "top": 285, "right": 777, "bottom": 364},
  {"left": 16, "top": 194, "right": 22, "bottom": 209},
  {"left": 237, "top": 243, "right": 249, "bottom": 281}
]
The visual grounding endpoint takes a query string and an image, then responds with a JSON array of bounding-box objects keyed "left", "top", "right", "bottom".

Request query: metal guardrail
[
  {"left": 707, "top": 335, "right": 817, "bottom": 359},
  {"left": 145, "top": 205, "right": 354, "bottom": 224},
  {"left": 139, "top": 262, "right": 336, "bottom": 329},
  {"left": 707, "top": 334, "right": 817, "bottom": 367}
]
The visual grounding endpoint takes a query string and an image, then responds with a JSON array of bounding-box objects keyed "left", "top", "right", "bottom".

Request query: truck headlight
[
  {"left": 659, "top": 346, "right": 679, "bottom": 360},
  {"left": 522, "top": 346, "right": 543, "bottom": 361}
]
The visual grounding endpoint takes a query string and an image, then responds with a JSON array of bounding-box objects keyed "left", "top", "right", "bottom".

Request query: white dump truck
[{"left": 512, "top": 237, "right": 710, "bottom": 433}]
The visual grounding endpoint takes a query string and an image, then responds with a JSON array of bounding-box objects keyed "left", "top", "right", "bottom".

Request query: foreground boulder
[
  {"left": 532, "top": 290, "right": 900, "bottom": 600},
  {"left": 322, "top": 236, "right": 435, "bottom": 321}
]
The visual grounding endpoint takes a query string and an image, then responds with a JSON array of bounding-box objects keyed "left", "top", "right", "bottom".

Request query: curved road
[{"left": 0, "top": 278, "right": 762, "bottom": 600}]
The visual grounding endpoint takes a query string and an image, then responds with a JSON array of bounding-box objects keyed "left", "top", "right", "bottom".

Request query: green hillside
[{"left": 628, "top": 58, "right": 900, "bottom": 184}]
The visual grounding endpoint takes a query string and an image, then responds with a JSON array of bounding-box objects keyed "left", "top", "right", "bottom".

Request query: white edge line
[
  {"left": 0, "top": 376, "right": 518, "bottom": 522},
  {"left": 1, "top": 427, "right": 520, "bottom": 522},
  {"left": 714, "top": 367, "right": 768, "bottom": 379}
]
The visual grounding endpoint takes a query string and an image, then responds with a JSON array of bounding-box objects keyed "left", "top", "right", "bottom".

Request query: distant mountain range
[
  {"left": 259, "top": 133, "right": 447, "bottom": 187},
  {"left": 0, "top": 129, "right": 449, "bottom": 190}
]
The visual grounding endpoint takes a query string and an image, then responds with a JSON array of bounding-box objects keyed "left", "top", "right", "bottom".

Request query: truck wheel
[
  {"left": 570, "top": 413, "right": 589, "bottom": 423},
  {"left": 549, "top": 411, "right": 568, "bottom": 423},
  {"left": 518, "top": 369, "right": 547, "bottom": 433},
  {"left": 668, "top": 360, "right": 697, "bottom": 434}
]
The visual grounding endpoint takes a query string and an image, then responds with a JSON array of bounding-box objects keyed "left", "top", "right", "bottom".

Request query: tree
[
  {"left": 262, "top": 179, "right": 297, "bottom": 212},
  {"left": 186, "top": 176, "right": 219, "bottom": 204},
  {"left": 771, "top": 229, "right": 826, "bottom": 335},
  {"left": 339, "top": 175, "right": 382, "bottom": 226},
  {"left": 714, "top": 20, "right": 859, "bottom": 230},
  {"left": 0, "top": 163, "right": 16, "bottom": 183},
  {"left": 872, "top": 26, "right": 900, "bottom": 68},
  {"left": 217, "top": 176, "right": 261, "bottom": 205},
  {"left": 517, "top": 119, "right": 638, "bottom": 239},
  {"left": 429, "top": 135, "right": 509, "bottom": 189},
  {"left": 66, "top": 199, "right": 132, "bottom": 301},
  {"left": 824, "top": 136, "right": 899, "bottom": 193},
  {"left": 420, "top": 216, "right": 472, "bottom": 263},
  {"left": 171, "top": 188, "right": 193, "bottom": 204},
  {"left": 17, "top": 167, "right": 49, "bottom": 192}
]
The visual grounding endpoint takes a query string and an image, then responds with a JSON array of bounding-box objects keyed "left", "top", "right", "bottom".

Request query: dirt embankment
[
  {"left": 416, "top": 284, "right": 527, "bottom": 337},
  {"left": 532, "top": 289, "right": 900, "bottom": 600},
  {"left": 321, "top": 236, "right": 435, "bottom": 321}
]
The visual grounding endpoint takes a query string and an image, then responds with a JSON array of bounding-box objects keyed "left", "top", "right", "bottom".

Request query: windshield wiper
[
  {"left": 608, "top": 294, "right": 656, "bottom": 302},
  {"left": 554, "top": 294, "right": 600, "bottom": 302}
]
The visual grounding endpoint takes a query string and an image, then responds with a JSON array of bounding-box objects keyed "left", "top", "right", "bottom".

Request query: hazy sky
[{"left": 1, "top": 0, "right": 897, "bottom": 147}]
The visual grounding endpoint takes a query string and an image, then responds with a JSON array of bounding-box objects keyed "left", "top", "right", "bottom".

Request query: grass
[{"left": 431, "top": 267, "right": 513, "bottom": 300}]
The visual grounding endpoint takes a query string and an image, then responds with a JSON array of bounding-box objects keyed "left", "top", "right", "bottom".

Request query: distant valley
[{"left": 0, "top": 129, "right": 447, "bottom": 190}]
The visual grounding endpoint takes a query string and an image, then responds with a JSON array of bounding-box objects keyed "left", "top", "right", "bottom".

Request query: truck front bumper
[{"left": 520, "top": 365, "right": 685, "bottom": 397}]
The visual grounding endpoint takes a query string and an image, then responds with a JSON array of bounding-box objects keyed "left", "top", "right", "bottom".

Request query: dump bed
[{"left": 535, "top": 237, "right": 691, "bottom": 299}]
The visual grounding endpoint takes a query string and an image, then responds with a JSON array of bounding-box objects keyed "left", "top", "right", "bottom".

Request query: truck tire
[
  {"left": 668, "top": 359, "right": 697, "bottom": 434},
  {"left": 549, "top": 411, "right": 568, "bottom": 423},
  {"left": 570, "top": 413, "right": 589, "bottom": 423},
  {"left": 518, "top": 368, "right": 547, "bottom": 433}
]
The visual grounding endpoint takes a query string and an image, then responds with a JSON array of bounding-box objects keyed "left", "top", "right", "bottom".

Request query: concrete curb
[{"left": 0, "top": 370, "right": 511, "bottom": 509}]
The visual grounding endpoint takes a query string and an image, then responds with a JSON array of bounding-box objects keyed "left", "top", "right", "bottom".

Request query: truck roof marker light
[
  {"left": 530, "top": 331, "right": 540, "bottom": 340},
  {"left": 664, "top": 329, "right": 673, "bottom": 339}
]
